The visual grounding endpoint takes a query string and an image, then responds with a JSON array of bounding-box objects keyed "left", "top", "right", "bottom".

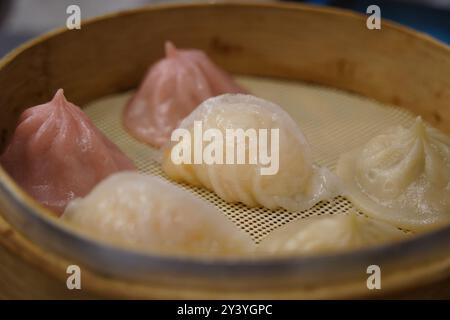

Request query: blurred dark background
[
  {"left": 296, "top": 0, "right": 450, "bottom": 44},
  {"left": 0, "top": 0, "right": 449, "bottom": 57}
]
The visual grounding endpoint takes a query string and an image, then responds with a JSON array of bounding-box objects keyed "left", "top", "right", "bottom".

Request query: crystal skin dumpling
[
  {"left": 0, "top": 89, "right": 136, "bottom": 215},
  {"left": 123, "top": 41, "right": 246, "bottom": 147},
  {"left": 258, "top": 211, "right": 406, "bottom": 255},
  {"left": 62, "top": 172, "right": 255, "bottom": 257},
  {"left": 162, "top": 94, "right": 341, "bottom": 212},
  {"left": 337, "top": 118, "right": 450, "bottom": 231}
]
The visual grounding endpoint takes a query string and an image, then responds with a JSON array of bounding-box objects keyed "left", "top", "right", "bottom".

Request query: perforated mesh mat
[{"left": 84, "top": 76, "right": 417, "bottom": 243}]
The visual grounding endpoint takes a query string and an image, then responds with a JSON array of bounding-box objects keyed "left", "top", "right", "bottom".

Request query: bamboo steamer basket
[{"left": 0, "top": 2, "right": 450, "bottom": 299}]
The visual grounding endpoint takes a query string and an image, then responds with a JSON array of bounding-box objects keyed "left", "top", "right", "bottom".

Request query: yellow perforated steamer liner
[
  {"left": 84, "top": 76, "right": 417, "bottom": 242},
  {"left": 0, "top": 2, "right": 450, "bottom": 299}
]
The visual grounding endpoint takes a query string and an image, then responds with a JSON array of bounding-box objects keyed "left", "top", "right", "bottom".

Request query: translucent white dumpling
[
  {"left": 162, "top": 94, "right": 341, "bottom": 212},
  {"left": 337, "top": 117, "right": 450, "bottom": 231},
  {"left": 62, "top": 172, "right": 255, "bottom": 257},
  {"left": 258, "top": 212, "right": 406, "bottom": 256}
]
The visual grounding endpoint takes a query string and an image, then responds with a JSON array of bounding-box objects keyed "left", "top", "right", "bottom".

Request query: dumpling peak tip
[
  {"left": 52, "top": 88, "right": 68, "bottom": 106},
  {"left": 165, "top": 41, "right": 178, "bottom": 58},
  {"left": 412, "top": 116, "right": 427, "bottom": 137}
]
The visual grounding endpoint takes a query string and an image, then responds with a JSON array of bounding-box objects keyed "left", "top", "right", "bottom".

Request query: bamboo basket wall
[{"left": 0, "top": 2, "right": 450, "bottom": 299}]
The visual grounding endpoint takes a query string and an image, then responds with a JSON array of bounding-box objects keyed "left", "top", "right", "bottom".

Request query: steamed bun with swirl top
[
  {"left": 62, "top": 172, "right": 255, "bottom": 257},
  {"left": 0, "top": 89, "right": 136, "bottom": 215},
  {"left": 258, "top": 211, "right": 406, "bottom": 256},
  {"left": 162, "top": 94, "right": 341, "bottom": 212},
  {"left": 123, "top": 41, "right": 246, "bottom": 147},
  {"left": 337, "top": 117, "right": 450, "bottom": 231}
]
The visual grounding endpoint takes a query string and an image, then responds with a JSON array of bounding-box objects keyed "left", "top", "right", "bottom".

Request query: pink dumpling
[
  {"left": 0, "top": 89, "right": 136, "bottom": 215},
  {"left": 123, "top": 41, "right": 246, "bottom": 147}
]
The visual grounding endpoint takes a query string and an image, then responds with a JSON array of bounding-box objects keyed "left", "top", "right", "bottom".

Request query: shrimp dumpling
[
  {"left": 162, "top": 94, "right": 341, "bottom": 212},
  {"left": 62, "top": 172, "right": 255, "bottom": 257},
  {"left": 337, "top": 117, "right": 450, "bottom": 231},
  {"left": 0, "top": 89, "right": 135, "bottom": 215},
  {"left": 123, "top": 41, "right": 246, "bottom": 147},
  {"left": 258, "top": 212, "right": 406, "bottom": 256}
]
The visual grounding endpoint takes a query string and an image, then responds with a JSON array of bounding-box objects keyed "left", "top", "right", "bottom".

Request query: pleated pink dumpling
[
  {"left": 0, "top": 89, "right": 136, "bottom": 215},
  {"left": 123, "top": 41, "right": 246, "bottom": 147}
]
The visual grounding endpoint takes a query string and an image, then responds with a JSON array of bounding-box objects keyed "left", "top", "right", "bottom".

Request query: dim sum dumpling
[
  {"left": 162, "top": 94, "right": 341, "bottom": 212},
  {"left": 62, "top": 172, "right": 255, "bottom": 257},
  {"left": 337, "top": 117, "right": 450, "bottom": 230},
  {"left": 0, "top": 89, "right": 136, "bottom": 215},
  {"left": 123, "top": 41, "right": 246, "bottom": 147},
  {"left": 258, "top": 212, "right": 406, "bottom": 256}
]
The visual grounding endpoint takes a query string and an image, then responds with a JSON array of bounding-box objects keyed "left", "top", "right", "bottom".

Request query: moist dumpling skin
[
  {"left": 62, "top": 172, "right": 255, "bottom": 257},
  {"left": 162, "top": 94, "right": 341, "bottom": 212},
  {"left": 0, "top": 89, "right": 136, "bottom": 215},
  {"left": 337, "top": 117, "right": 450, "bottom": 231},
  {"left": 123, "top": 41, "right": 246, "bottom": 147},
  {"left": 258, "top": 211, "right": 406, "bottom": 255}
]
